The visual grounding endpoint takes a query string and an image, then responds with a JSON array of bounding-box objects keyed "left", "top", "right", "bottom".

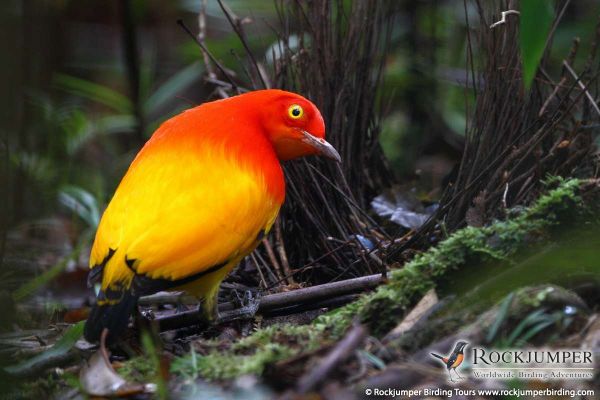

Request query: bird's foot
[
  {"left": 217, "top": 289, "right": 261, "bottom": 324},
  {"left": 139, "top": 308, "right": 156, "bottom": 321}
]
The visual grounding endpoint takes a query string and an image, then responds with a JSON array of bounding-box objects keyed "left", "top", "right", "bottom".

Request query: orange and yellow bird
[{"left": 84, "top": 89, "right": 340, "bottom": 342}]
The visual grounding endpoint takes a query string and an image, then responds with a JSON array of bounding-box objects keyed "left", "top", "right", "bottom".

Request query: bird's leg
[
  {"left": 447, "top": 370, "right": 456, "bottom": 383},
  {"left": 453, "top": 368, "right": 465, "bottom": 380},
  {"left": 217, "top": 289, "right": 261, "bottom": 324},
  {"left": 188, "top": 293, "right": 218, "bottom": 332}
]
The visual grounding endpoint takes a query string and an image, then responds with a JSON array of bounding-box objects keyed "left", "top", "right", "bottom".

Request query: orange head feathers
[
  {"left": 253, "top": 90, "right": 340, "bottom": 162},
  {"left": 183, "top": 89, "right": 340, "bottom": 162}
]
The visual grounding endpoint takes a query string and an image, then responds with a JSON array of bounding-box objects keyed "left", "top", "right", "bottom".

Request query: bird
[
  {"left": 83, "top": 89, "right": 340, "bottom": 343},
  {"left": 430, "top": 341, "right": 468, "bottom": 382}
]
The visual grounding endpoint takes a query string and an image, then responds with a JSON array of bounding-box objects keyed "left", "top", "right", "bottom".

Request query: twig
[
  {"left": 250, "top": 252, "right": 269, "bottom": 289},
  {"left": 296, "top": 322, "right": 367, "bottom": 394},
  {"left": 563, "top": 60, "right": 600, "bottom": 117},
  {"left": 261, "top": 237, "right": 285, "bottom": 283},
  {"left": 258, "top": 274, "right": 382, "bottom": 310},
  {"left": 176, "top": 19, "right": 238, "bottom": 93},
  {"left": 274, "top": 219, "right": 295, "bottom": 285},
  {"left": 216, "top": 0, "right": 268, "bottom": 89},
  {"left": 261, "top": 294, "right": 359, "bottom": 317},
  {"left": 196, "top": 0, "right": 229, "bottom": 99},
  {"left": 489, "top": 10, "right": 519, "bottom": 29},
  {"left": 539, "top": 76, "right": 567, "bottom": 117},
  {"left": 502, "top": 183, "right": 509, "bottom": 209}
]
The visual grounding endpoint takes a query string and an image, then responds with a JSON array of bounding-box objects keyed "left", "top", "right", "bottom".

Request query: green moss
[
  {"left": 172, "top": 178, "right": 591, "bottom": 380},
  {"left": 193, "top": 344, "right": 292, "bottom": 380},
  {"left": 171, "top": 324, "right": 327, "bottom": 380},
  {"left": 118, "top": 355, "right": 158, "bottom": 383}
]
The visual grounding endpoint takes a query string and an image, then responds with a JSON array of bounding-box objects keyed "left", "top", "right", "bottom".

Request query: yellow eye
[{"left": 288, "top": 104, "right": 304, "bottom": 119}]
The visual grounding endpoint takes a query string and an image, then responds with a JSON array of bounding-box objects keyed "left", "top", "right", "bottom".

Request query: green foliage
[
  {"left": 141, "top": 333, "right": 168, "bottom": 400},
  {"left": 520, "top": 0, "right": 554, "bottom": 89},
  {"left": 12, "top": 235, "right": 92, "bottom": 303},
  {"left": 118, "top": 355, "right": 158, "bottom": 384},
  {"left": 486, "top": 292, "right": 515, "bottom": 344},
  {"left": 9, "top": 96, "right": 111, "bottom": 223},
  {"left": 58, "top": 185, "right": 101, "bottom": 229},
  {"left": 54, "top": 74, "right": 133, "bottom": 114},
  {"left": 12, "top": 228, "right": 94, "bottom": 302},
  {"left": 483, "top": 285, "right": 582, "bottom": 349},
  {"left": 4, "top": 321, "right": 84, "bottom": 376},
  {"left": 54, "top": 62, "right": 203, "bottom": 138},
  {"left": 10, "top": 186, "right": 98, "bottom": 302},
  {"left": 143, "top": 62, "right": 203, "bottom": 116}
]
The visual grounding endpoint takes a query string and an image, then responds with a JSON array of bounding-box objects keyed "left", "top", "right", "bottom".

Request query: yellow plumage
[{"left": 90, "top": 115, "right": 281, "bottom": 309}]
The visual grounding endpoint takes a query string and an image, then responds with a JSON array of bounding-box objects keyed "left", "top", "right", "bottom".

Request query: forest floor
[{"left": 2, "top": 177, "right": 599, "bottom": 399}]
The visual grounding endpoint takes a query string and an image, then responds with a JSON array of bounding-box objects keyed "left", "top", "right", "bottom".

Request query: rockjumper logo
[
  {"left": 473, "top": 348, "right": 593, "bottom": 365},
  {"left": 430, "top": 341, "right": 595, "bottom": 381},
  {"left": 471, "top": 347, "right": 595, "bottom": 380},
  {"left": 430, "top": 341, "right": 468, "bottom": 382}
]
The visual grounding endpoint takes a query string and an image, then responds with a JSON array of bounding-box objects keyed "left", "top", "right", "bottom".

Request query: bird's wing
[
  {"left": 451, "top": 354, "right": 464, "bottom": 368},
  {"left": 446, "top": 353, "right": 458, "bottom": 368},
  {"left": 90, "top": 137, "right": 281, "bottom": 292}
]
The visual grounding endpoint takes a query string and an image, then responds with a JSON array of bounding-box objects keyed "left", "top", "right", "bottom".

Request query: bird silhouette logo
[{"left": 430, "top": 341, "right": 468, "bottom": 382}]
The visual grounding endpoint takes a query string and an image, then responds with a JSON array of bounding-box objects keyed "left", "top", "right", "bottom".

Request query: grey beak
[{"left": 301, "top": 130, "right": 341, "bottom": 162}]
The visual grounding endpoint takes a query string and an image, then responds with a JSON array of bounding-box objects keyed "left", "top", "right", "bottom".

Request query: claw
[{"left": 217, "top": 289, "right": 261, "bottom": 323}]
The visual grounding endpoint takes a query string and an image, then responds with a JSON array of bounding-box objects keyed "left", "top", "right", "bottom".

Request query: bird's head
[
  {"left": 255, "top": 90, "right": 341, "bottom": 162},
  {"left": 455, "top": 341, "right": 468, "bottom": 352}
]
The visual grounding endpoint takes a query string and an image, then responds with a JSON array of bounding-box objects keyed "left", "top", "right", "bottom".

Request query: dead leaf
[{"left": 79, "top": 330, "right": 155, "bottom": 397}]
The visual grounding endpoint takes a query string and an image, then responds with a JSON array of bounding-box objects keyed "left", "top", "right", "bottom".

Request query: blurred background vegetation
[
  {"left": 1, "top": 0, "right": 598, "bottom": 226},
  {"left": 1, "top": 0, "right": 599, "bottom": 311}
]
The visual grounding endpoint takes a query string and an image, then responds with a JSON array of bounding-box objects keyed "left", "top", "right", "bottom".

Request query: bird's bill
[{"left": 301, "top": 130, "right": 341, "bottom": 162}]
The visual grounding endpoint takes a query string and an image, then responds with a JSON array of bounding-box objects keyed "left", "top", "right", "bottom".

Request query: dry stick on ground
[
  {"left": 153, "top": 274, "right": 383, "bottom": 332},
  {"left": 295, "top": 322, "right": 367, "bottom": 394}
]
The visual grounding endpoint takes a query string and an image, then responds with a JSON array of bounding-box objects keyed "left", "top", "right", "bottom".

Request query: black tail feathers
[
  {"left": 430, "top": 352, "right": 444, "bottom": 360},
  {"left": 84, "top": 290, "right": 138, "bottom": 343}
]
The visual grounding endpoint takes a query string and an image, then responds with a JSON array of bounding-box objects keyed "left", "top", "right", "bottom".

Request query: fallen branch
[{"left": 154, "top": 274, "right": 383, "bottom": 332}]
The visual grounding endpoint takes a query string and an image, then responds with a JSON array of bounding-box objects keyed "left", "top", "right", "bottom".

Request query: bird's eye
[{"left": 288, "top": 104, "right": 304, "bottom": 119}]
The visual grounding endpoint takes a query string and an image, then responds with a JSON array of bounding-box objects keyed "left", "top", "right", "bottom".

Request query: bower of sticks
[{"left": 2, "top": 0, "right": 600, "bottom": 399}]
